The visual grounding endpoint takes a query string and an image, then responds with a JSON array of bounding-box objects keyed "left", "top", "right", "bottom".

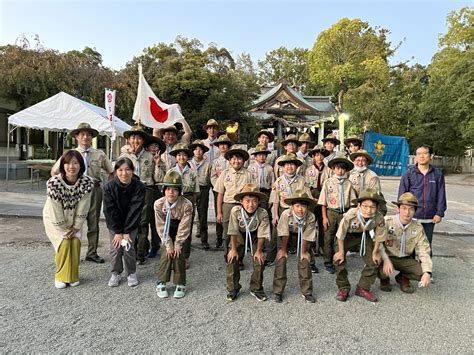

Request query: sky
[{"left": 0, "top": 0, "right": 471, "bottom": 70}]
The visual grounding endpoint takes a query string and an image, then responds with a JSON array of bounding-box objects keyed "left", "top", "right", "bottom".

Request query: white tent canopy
[{"left": 8, "top": 91, "right": 130, "bottom": 136}]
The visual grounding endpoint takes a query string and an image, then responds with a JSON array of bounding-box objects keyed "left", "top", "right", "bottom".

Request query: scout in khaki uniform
[
  {"left": 226, "top": 184, "right": 271, "bottom": 302},
  {"left": 378, "top": 193, "right": 432, "bottom": 293},
  {"left": 348, "top": 150, "right": 381, "bottom": 196},
  {"left": 210, "top": 135, "right": 232, "bottom": 248},
  {"left": 155, "top": 120, "right": 192, "bottom": 171},
  {"left": 51, "top": 123, "right": 114, "bottom": 264},
  {"left": 322, "top": 133, "right": 340, "bottom": 164},
  {"left": 333, "top": 188, "right": 387, "bottom": 302},
  {"left": 318, "top": 153, "right": 356, "bottom": 274},
  {"left": 213, "top": 146, "right": 254, "bottom": 262},
  {"left": 189, "top": 140, "right": 212, "bottom": 250},
  {"left": 344, "top": 135, "right": 363, "bottom": 156},
  {"left": 296, "top": 133, "right": 314, "bottom": 176},
  {"left": 169, "top": 143, "right": 200, "bottom": 268},
  {"left": 273, "top": 191, "right": 317, "bottom": 303},
  {"left": 202, "top": 119, "right": 220, "bottom": 164},
  {"left": 247, "top": 143, "right": 275, "bottom": 209},
  {"left": 248, "top": 130, "right": 277, "bottom": 167},
  {"left": 274, "top": 134, "right": 303, "bottom": 178},
  {"left": 154, "top": 170, "right": 193, "bottom": 299}
]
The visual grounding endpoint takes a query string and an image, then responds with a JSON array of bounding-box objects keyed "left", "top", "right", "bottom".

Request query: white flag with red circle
[{"left": 132, "top": 64, "right": 184, "bottom": 128}]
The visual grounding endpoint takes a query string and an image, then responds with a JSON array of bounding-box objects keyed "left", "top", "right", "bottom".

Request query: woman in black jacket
[{"left": 103, "top": 157, "right": 145, "bottom": 287}]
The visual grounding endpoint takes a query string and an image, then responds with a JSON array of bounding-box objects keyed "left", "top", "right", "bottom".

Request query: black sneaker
[
  {"left": 264, "top": 260, "right": 275, "bottom": 267},
  {"left": 250, "top": 291, "right": 268, "bottom": 302},
  {"left": 310, "top": 264, "right": 319, "bottom": 273},
  {"left": 325, "top": 264, "right": 335, "bottom": 274},
  {"left": 226, "top": 289, "right": 240, "bottom": 302},
  {"left": 274, "top": 294, "right": 283, "bottom": 303},
  {"left": 215, "top": 240, "right": 223, "bottom": 249},
  {"left": 288, "top": 247, "right": 297, "bottom": 255},
  {"left": 302, "top": 294, "right": 316, "bottom": 303},
  {"left": 201, "top": 241, "right": 210, "bottom": 250},
  {"left": 137, "top": 258, "right": 147, "bottom": 265}
]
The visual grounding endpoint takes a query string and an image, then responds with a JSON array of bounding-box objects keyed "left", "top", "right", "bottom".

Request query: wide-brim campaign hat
[
  {"left": 189, "top": 139, "right": 209, "bottom": 153},
  {"left": 169, "top": 143, "right": 193, "bottom": 158},
  {"left": 281, "top": 134, "right": 302, "bottom": 147},
  {"left": 277, "top": 153, "right": 303, "bottom": 167},
  {"left": 351, "top": 188, "right": 386, "bottom": 206},
  {"left": 144, "top": 135, "right": 166, "bottom": 155},
  {"left": 213, "top": 134, "right": 233, "bottom": 146},
  {"left": 70, "top": 122, "right": 98, "bottom": 138},
  {"left": 284, "top": 190, "right": 315, "bottom": 207},
  {"left": 308, "top": 144, "right": 330, "bottom": 158},
  {"left": 350, "top": 149, "right": 373, "bottom": 165},
  {"left": 327, "top": 152, "right": 354, "bottom": 170},
  {"left": 251, "top": 143, "right": 271, "bottom": 156},
  {"left": 344, "top": 135, "right": 363, "bottom": 146},
  {"left": 255, "top": 130, "right": 275, "bottom": 142},
  {"left": 322, "top": 133, "right": 341, "bottom": 146},
  {"left": 203, "top": 119, "right": 219, "bottom": 130},
  {"left": 298, "top": 132, "right": 313, "bottom": 144},
  {"left": 124, "top": 125, "right": 150, "bottom": 140},
  {"left": 234, "top": 183, "right": 268, "bottom": 202},
  {"left": 158, "top": 125, "right": 179, "bottom": 135},
  {"left": 224, "top": 146, "right": 250, "bottom": 162},
  {"left": 158, "top": 170, "right": 182, "bottom": 187},
  {"left": 392, "top": 192, "right": 419, "bottom": 209}
]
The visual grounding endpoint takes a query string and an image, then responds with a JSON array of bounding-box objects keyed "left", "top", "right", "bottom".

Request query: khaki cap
[
  {"left": 213, "top": 134, "right": 233, "bottom": 146},
  {"left": 189, "top": 139, "right": 209, "bottom": 153},
  {"left": 234, "top": 183, "right": 268, "bottom": 202},
  {"left": 308, "top": 144, "right": 330, "bottom": 158},
  {"left": 284, "top": 190, "right": 315, "bottom": 207},
  {"left": 159, "top": 170, "right": 182, "bottom": 187},
  {"left": 281, "top": 134, "right": 302, "bottom": 147},
  {"left": 327, "top": 152, "right": 354, "bottom": 170},
  {"left": 224, "top": 145, "right": 250, "bottom": 162},
  {"left": 298, "top": 132, "right": 313, "bottom": 144},
  {"left": 203, "top": 119, "right": 219, "bottom": 130},
  {"left": 71, "top": 122, "right": 98, "bottom": 138},
  {"left": 169, "top": 143, "right": 192, "bottom": 158},
  {"left": 392, "top": 192, "right": 419, "bottom": 209},
  {"left": 351, "top": 188, "right": 386, "bottom": 206},
  {"left": 251, "top": 143, "right": 271, "bottom": 156},
  {"left": 255, "top": 130, "right": 275, "bottom": 142},
  {"left": 124, "top": 125, "right": 149, "bottom": 140},
  {"left": 277, "top": 153, "right": 303, "bottom": 167},
  {"left": 144, "top": 135, "right": 166, "bottom": 155},
  {"left": 322, "top": 133, "right": 341, "bottom": 146},
  {"left": 344, "top": 134, "right": 363, "bottom": 146},
  {"left": 350, "top": 149, "right": 373, "bottom": 165}
]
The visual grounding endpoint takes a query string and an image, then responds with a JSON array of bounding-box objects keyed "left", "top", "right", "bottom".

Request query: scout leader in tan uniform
[
  {"left": 332, "top": 188, "right": 387, "bottom": 303},
  {"left": 273, "top": 191, "right": 318, "bottom": 304},
  {"left": 189, "top": 140, "right": 212, "bottom": 250},
  {"left": 247, "top": 143, "right": 275, "bottom": 209},
  {"left": 202, "top": 119, "right": 220, "bottom": 164},
  {"left": 377, "top": 193, "right": 432, "bottom": 294},
  {"left": 322, "top": 133, "right": 340, "bottom": 164},
  {"left": 154, "top": 119, "right": 192, "bottom": 171},
  {"left": 154, "top": 170, "right": 193, "bottom": 299},
  {"left": 247, "top": 130, "right": 277, "bottom": 167},
  {"left": 51, "top": 123, "right": 113, "bottom": 264},
  {"left": 344, "top": 135, "right": 363, "bottom": 157},
  {"left": 318, "top": 153, "right": 356, "bottom": 274},
  {"left": 226, "top": 184, "right": 271, "bottom": 302},
  {"left": 210, "top": 135, "right": 233, "bottom": 248},
  {"left": 296, "top": 133, "right": 314, "bottom": 176},
  {"left": 348, "top": 150, "right": 381, "bottom": 196},
  {"left": 274, "top": 134, "right": 304, "bottom": 178},
  {"left": 213, "top": 146, "right": 255, "bottom": 259}
]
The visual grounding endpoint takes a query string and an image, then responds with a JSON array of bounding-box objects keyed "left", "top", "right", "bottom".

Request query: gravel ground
[{"left": 0, "top": 218, "right": 473, "bottom": 353}]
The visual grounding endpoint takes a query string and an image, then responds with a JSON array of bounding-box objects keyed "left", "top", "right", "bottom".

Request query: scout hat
[
  {"left": 327, "top": 152, "right": 354, "bottom": 170},
  {"left": 298, "top": 132, "right": 313, "bottom": 145},
  {"left": 224, "top": 145, "right": 250, "bottom": 161},
  {"left": 350, "top": 149, "right": 373, "bottom": 165},
  {"left": 234, "top": 183, "right": 268, "bottom": 202},
  {"left": 255, "top": 130, "right": 275, "bottom": 142},
  {"left": 203, "top": 119, "right": 219, "bottom": 130},
  {"left": 392, "top": 192, "right": 419, "bottom": 209},
  {"left": 322, "top": 133, "right": 341, "bottom": 146},
  {"left": 213, "top": 134, "right": 233, "bottom": 147},
  {"left": 158, "top": 125, "right": 179, "bottom": 135},
  {"left": 124, "top": 125, "right": 149, "bottom": 140},
  {"left": 277, "top": 153, "right": 303, "bottom": 167},
  {"left": 344, "top": 134, "right": 363, "bottom": 147},
  {"left": 250, "top": 143, "right": 271, "bottom": 156},
  {"left": 351, "top": 188, "right": 386, "bottom": 206},
  {"left": 284, "top": 190, "right": 315, "bottom": 207},
  {"left": 70, "top": 122, "right": 98, "bottom": 138},
  {"left": 188, "top": 139, "right": 209, "bottom": 153},
  {"left": 144, "top": 135, "right": 166, "bottom": 155},
  {"left": 159, "top": 170, "right": 182, "bottom": 188},
  {"left": 281, "top": 134, "right": 302, "bottom": 147},
  {"left": 308, "top": 144, "right": 330, "bottom": 158},
  {"left": 169, "top": 143, "right": 192, "bottom": 158}
]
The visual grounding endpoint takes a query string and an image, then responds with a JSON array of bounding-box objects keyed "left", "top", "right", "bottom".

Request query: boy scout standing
[
  {"left": 155, "top": 170, "right": 193, "bottom": 299},
  {"left": 318, "top": 153, "right": 356, "bottom": 274},
  {"left": 344, "top": 135, "right": 363, "bottom": 157},
  {"left": 189, "top": 140, "right": 212, "bottom": 250},
  {"left": 274, "top": 134, "right": 303, "bottom": 178},
  {"left": 247, "top": 143, "right": 275, "bottom": 209},
  {"left": 332, "top": 188, "right": 387, "bottom": 302},
  {"left": 226, "top": 184, "right": 271, "bottom": 302},
  {"left": 378, "top": 193, "right": 432, "bottom": 293},
  {"left": 322, "top": 133, "right": 340, "bottom": 163},
  {"left": 202, "top": 119, "right": 220, "bottom": 164},
  {"left": 273, "top": 191, "right": 317, "bottom": 303},
  {"left": 296, "top": 133, "right": 314, "bottom": 176},
  {"left": 51, "top": 122, "right": 114, "bottom": 263},
  {"left": 348, "top": 150, "right": 381, "bottom": 196},
  {"left": 248, "top": 130, "right": 277, "bottom": 167}
]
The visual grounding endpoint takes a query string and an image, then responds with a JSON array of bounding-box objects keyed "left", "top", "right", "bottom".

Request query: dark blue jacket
[{"left": 398, "top": 164, "right": 447, "bottom": 219}]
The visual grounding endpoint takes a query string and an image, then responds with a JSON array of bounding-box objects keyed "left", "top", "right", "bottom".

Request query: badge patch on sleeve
[{"left": 386, "top": 239, "right": 393, "bottom": 247}]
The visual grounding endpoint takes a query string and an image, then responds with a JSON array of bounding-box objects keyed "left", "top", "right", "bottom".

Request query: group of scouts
[{"left": 45, "top": 120, "right": 433, "bottom": 304}]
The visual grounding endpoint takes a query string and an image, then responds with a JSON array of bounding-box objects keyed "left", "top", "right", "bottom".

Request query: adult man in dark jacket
[{"left": 398, "top": 144, "right": 447, "bottom": 256}]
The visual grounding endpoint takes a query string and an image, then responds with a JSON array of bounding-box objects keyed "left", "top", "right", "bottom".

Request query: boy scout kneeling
[
  {"left": 333, "top": 188, "right": 386, "bottom": 302},
  {"left": 378, "top": 192, "right": 432, "bottom": 293},
  {"left": 226, "top": 184, "right": 271, "bottom": 302},
  {"left": 154, "top": 170, "right": 193, "bottom": 299},
  {"left": 273, "top": 190, "right": 317, "bottom": 304}
]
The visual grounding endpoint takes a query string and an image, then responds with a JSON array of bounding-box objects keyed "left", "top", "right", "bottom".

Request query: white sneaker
[
  {"left": 127, "top": 273, "right": 139, "bottom": 287},
  {"left": 55, "top": 280, "right": 66, "bottom": 289},
  {"left": 108, "top": 273, "right": 121, "bottom": 287},
  {"left": 70, "top": 281, "right": 80, "bottom": 287}
]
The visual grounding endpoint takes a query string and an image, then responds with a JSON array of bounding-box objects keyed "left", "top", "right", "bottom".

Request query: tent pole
[{"left": 5, "top": 123, "right": 17, "bottom": 192}]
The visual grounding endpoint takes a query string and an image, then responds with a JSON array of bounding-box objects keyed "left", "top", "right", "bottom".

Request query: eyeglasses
[{"left": 360, "top": 204, "right": 377, "bottom": 210}]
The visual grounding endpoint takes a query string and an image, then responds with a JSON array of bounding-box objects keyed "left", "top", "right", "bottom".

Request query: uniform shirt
[
  {"left": 273, "top": 155, "right": 305, "bottom": 178},
  {"left": 318, "top": 176, "right": 356, "bottom": 210},
  {"left": 336, "top": 207, "right": 386, "bottom": 242},
  {"left": 210, "top": 155, "right": 229, "bottom": 187},
  {"left": 203, "top": 137, "right": 220, "bottom": 164},
  {"left": 323, "top": 150, "right": 337, "bottom": 164},
  {"left": 305, "top": 163, "right": 331, "bottom": 199},
  {"left": 382, "top": 215, "right": 432, "bottom": 273},
  {"left": 227, "top": 206, "right": 271, "bottom": 244},
  {"left": 190, "top": 158, "right": 211, "bottom": 187},
  {"left": 277, "top": 209, "right": 317, "bottom": 242},
  {"left": 296, "top": 151, "right": 313, "bottom": 176},
  {"left": 269, "top": 174, "right": 313, "bottom": 209},
  {"left": 168, "top": 164, "right": 200, "bottom": 194},
  {"left": 349, "top": 168, "right": 381, "bottom": 196},
  {"left": 119, "top": 148, "right": 159, "bottom": 186},
  {"left": 161, "top": 143, "right": 177, "bottom": 171},
  {"left": 247, "top": 161, "right": 275, "bottom": 190},
  {"left": 154, "top": 161, "right": 167, "bottom": 184},
  {"left": 247, "top": 148, "right": 277, "bottom": 167},
  {"left": 154, "top": 196, "right": 193, "bottom": 251},
  {"left": 213, "top": 167, "right": 255, "bottom": 204},
  {"left": 52, "top": 146, "right": 113, "bottom": 183}
]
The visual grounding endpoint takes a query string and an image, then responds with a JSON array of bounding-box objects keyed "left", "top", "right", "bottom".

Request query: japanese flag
[{"left": 132, "top": 64, "right": 184, "bottom": 128}]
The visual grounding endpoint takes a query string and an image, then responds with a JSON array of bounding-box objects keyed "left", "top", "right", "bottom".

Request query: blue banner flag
[{"left": 363, "top": 131, "right": 409, "bottom": 176}]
